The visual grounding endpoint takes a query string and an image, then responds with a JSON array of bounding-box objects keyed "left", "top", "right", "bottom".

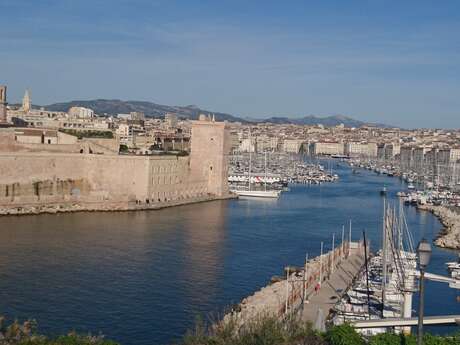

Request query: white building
[
  {"left": 68, "top": 107, "right": 95, "bottom": 119},
  {"left": 165, "top": 113, "right": 178, "bottom": 128},
  {"left": 313, "top": 142, "right": 344, "bottom": 155},
  {"left": 345, "top": 142, "right": 377, "bottom": 157},
  {"left": 282, "top": 139, "right": 304, "bottom": 153}
]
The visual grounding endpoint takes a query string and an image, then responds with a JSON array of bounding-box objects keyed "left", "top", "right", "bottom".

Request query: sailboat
[{"left": 232, "top": 135, "right": 281, "bottom": 198}]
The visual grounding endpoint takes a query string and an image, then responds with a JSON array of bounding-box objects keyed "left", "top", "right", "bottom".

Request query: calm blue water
[{"left": 0, "top": 163, "right": 458, "bottom": 344}]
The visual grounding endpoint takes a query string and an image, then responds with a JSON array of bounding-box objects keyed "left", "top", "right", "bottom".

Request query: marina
[
  {"left": 0, "top": 162, "right": 458, "bottom": 344},
  {"left": 229, "top": 153, "right": 339, "bottom": 197},
  {"left": 348, "top": 158, "right": 460, "bottom": 207},
  {"left": 332, "top": 202, "right": 419, "bottom": 336}
]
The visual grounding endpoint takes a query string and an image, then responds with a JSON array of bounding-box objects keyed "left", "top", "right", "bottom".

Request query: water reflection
[{"left": 182, "top": 201, "right": 227, "bottom": 304}]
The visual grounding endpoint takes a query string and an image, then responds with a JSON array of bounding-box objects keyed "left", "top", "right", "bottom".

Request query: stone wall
[
  {"left": 0, "top": 129, "right": 119, "bottom": 155},
  {"left": 0, "top": 119, "right": 231, "bottom": 214},
  {"left": 0, "top": 153, "right": 208, "bottom": 206}
]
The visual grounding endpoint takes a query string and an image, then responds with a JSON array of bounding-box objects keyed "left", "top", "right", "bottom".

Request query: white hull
[{"left": 232, "top": 190, "right": 281, "bottom": 198}]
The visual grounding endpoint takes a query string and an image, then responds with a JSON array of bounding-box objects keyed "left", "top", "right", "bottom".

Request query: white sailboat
[{"left": 232, "top": 133, "right": 281, "bottom": 199}]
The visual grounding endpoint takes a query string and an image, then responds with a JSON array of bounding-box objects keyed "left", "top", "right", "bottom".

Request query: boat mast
[
  {"left": 248, "top": 127, "right": 252, "bottom": 191},
  {"left": 348, "top": 219, "right": 352, "bottom": 257},
  {"left": 264, "top": 151, "right": 267, "bottom": 191},
  {"left": 381, "top": 197, "right": 387, "bottom": 318},
  {"left": 363, "top": 230, "right": 372, "bottom": 320},
  {"left": 319, "top": 241, "right": 323, "bottom": 287}
]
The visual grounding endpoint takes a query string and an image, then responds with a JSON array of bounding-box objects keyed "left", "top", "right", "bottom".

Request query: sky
[{"left": 1, "top": 0, "right": 459, "bottom": 128}]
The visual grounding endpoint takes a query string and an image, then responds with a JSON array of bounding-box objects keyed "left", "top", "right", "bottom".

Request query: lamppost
[{"left": 417, "top": 238, "right": 432, "bottom": 345}]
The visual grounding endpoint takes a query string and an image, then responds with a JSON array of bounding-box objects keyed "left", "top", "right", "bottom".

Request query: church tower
[
  {"left": 22, "top": 89, "right": 31, "bottom": 113},
  {"left": 0, "top": 85, "right": 7, "bottom": 123}
]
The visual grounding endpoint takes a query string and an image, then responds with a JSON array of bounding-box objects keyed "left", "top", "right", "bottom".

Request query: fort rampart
[{"left": 0, "top": 119, "right": 232, "bottom": 215}]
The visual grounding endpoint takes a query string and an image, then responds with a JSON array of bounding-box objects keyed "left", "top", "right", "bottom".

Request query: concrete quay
[
  {"left": 225, "top": 241, "right": 366, "bottom": 328},
  {"left": 299, "top": 248, "right": 365, "bottom": 327}
]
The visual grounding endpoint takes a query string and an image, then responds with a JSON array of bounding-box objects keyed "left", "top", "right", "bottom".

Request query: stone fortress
[{"left": 0, "top": 86, "right": 232, "bottom": 215}]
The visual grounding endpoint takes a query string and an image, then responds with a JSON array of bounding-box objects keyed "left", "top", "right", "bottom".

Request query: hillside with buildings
[
  {"left": 43, "top": 99, "right": 386, "bottom": 128},
  {"left": 45, "top": 99, "right": 246, "bottom": 123}
]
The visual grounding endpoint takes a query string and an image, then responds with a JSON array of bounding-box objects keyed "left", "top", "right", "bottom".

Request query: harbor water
[{"left": 0, "top": 162, "right": 458, "bottom": 344}]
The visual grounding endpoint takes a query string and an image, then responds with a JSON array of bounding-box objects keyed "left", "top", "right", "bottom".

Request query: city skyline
[{"left": 1, "top": 1, "right": 460, "bottom": 128}]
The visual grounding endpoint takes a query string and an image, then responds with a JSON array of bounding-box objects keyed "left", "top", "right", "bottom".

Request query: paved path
[{"left": 299, "top": 250, "right": 365, "bottom": 327}]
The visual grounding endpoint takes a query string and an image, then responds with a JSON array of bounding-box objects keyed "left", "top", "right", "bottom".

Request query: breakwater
[
  {"left": 225, "top": 240, "right": 366, "bottom": 328},
  {"left": 418, "top": 205, "right": 460, "bottom": 250}
]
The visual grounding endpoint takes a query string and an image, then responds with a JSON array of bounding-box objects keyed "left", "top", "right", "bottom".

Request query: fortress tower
[
  {"left": 190, "top": 115, "right": 231, "bottom": 197},
  {"left": 0, "top": 85, "right": 7, "bottom": 123}
]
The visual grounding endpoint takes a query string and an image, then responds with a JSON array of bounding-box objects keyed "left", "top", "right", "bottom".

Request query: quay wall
[{"left": 0, "top": 153, "right": 209, "bottom": 209}]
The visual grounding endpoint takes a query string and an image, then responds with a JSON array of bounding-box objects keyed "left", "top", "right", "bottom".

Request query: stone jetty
[
  {"left": 418, "top": 205, "right": 460, "bottom": 250},
  {"left": 225, "top": 241, "right": 366, "bottom": 328}
]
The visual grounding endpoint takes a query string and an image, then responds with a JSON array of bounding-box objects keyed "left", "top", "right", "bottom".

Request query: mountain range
[{"left": 44, "top": 99, "right": 388, "bottom": 128}]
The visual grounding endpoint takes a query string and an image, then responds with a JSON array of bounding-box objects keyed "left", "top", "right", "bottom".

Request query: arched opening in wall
[
  {"left": 210, "top": 166, "right": 213, "bottom": 171},
  {"left": 80, "top": 149, "right": 84, "bottom": 154}
]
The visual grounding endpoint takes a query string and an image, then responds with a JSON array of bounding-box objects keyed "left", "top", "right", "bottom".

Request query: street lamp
[{"left": 417, "top": 238, "right": 432, "bottom": 345}]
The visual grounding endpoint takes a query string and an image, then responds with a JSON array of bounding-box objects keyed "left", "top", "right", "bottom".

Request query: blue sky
[{"left": 1, "top": 0, "right": 459, "bottom": 128}]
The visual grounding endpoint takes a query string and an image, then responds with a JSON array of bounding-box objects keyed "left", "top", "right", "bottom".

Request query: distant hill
[
  {"left": 44, "top": 99, "right": 388, "bottom": 128},
  {"left": 45, "top": 99, "right": 245, "bottom": 123},
  {"left": 262, "top": 115, "right": 386, "bottom": 128}
]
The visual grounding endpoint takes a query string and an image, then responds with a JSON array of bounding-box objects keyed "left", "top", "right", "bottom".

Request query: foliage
[
  {"left": 0, "top": 317, "right": 117, "bottom": 345},
  {"left": 59, "top": 129, "right": 114, "bottom": 139},
  {"left": 180, "top": 315, "right": 460, "bottom": 345},
  {"left": 368, "top": 331, "right": 460, "bottom": 345},
  {"left": 325, "top": 324, "right": 364, "bottom": 345},
  {"left": 119, "top": 144, "right": 129, "bottom": 153},
  {"left": 368, "top": 333, "right": 408, "bottom": 345},
  {"left": 180, "top": 315, "right": 325, "bottom": 345}
]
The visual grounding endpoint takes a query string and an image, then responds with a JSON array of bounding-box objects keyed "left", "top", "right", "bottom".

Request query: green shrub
[
  {"left": 180, "top": 315, "right": 325, "bottom": 345},
  {"left": 59, "top": 129, "right": 114, "bottom": 139},
  {"left": 368, "top": 332, "right": 406, "bottom": 345},
  {"left": 367, "top": 331, "right": 460, "bottom": 345},
  {"left": 325, "top": 324, "right": 364, "bottom": 345},
  {"left": 0, "top": 317, "right": 118, "bottom": 345}
]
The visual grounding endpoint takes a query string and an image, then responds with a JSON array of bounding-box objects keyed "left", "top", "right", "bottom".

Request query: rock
[{"left": 419, "top": 205, "right": 460, "bottom": 250}]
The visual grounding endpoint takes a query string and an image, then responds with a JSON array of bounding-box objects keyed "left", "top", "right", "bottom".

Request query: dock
[
  {"left": 225, "top": 240, "right": 366, "bottom": 329},
  {"left": 299, "top": 247, "right": 365, "bottom": 328}
]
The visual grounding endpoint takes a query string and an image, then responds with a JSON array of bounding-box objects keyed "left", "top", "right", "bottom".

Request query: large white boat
[
  {"left": 233, "top": 189, "right": 281, "bottom": 198},
  {"left": 230, "top": 134, "right": 281, "bottom": 199}
]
